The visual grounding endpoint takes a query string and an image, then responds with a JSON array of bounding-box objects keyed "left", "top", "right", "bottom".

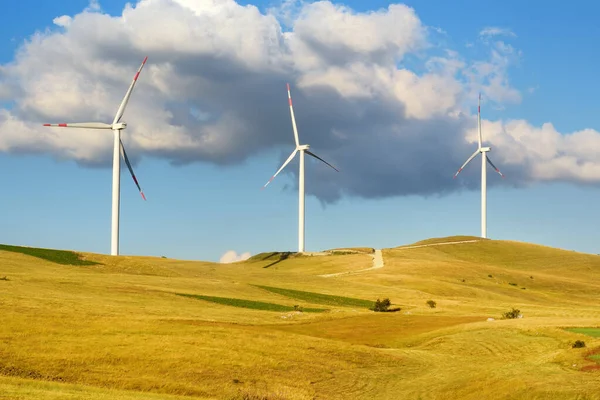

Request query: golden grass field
[{"left": 1, "top": 236, "right": 599, "bottom": 399}]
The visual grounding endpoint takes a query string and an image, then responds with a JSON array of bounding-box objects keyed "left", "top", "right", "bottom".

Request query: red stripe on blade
[
  {"left": 43, "top": 124, "right": 51, "bottom": 126},
  {"left": 58, "top": 124, "right": 67, "bottom": 127}
]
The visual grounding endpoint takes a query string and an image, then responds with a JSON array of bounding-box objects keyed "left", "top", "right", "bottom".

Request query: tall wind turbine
[
  {"left": 262, "top": 83, "right": 339, "bottom": 253},
  {"left": 453, "top": 93, "right": 504, "bottom": 238},
  {"left": 43, "top": 57, "right": 148, "bottom": 256}
]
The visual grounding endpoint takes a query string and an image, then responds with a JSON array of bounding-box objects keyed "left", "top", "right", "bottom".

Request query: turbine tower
[
  {"left": 44, "top": 57, "right": 148, "bottom": 256},
  {"left": 263, "top": 83, "right": 339, "bottom": 253},
  {"left": 453, "top": 93, "right": 504, "bottom": 238}
]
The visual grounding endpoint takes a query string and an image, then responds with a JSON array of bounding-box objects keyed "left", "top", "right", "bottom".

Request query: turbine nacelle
[
  {"left": 112, "top": 122, "right": 127, "bottom": 130},
  {"left": 297, "top": 144, "right": 310, "bottom": 151},
  {"left": 480, "top": 146, "right": 491, "bottom": 153}
]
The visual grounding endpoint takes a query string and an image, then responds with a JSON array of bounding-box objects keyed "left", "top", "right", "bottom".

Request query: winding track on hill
[{"left": 319, "top": 239, "right": 482, "bottom": 278}]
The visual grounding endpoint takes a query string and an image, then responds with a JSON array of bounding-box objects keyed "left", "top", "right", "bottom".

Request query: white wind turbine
[
  {"left": 43, "top": 57, "right": 148, "bottom": 256},
  {"left": 453, "top": 93, "right": 504, "bottom": 239},
  {"left": 262, "top": 83, "right": 339, "bottom": 253}
]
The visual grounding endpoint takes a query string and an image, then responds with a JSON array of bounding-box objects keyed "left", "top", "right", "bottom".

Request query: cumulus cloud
[
  {"left": 0, "top": 0, "right": 599, "bottom": 203},
  {"left": 219, "top": 250, "right": 251, "bottom": 263}
]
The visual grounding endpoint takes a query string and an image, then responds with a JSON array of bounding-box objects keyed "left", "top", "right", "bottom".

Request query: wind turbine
[
  {"left": 453, "top": 93, "right": 504, "bottom": 239},
  {"left": 43, "top": 57, "right": 148, "bottom": 256},
  {"left": 262, "top": 83, "right": 339, "bottom": 253}
]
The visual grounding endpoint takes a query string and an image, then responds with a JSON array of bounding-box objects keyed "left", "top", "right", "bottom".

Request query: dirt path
[
  {"left": 319, "top": 239, "right": 482, "bottom": 278},
  {"left": 319, "top": 249, "right": 383, "bottom": 278},
  {"left": 394, "top": 239, "right": 480, "bottom": 250}
]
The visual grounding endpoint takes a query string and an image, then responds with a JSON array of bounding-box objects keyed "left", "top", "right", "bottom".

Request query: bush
[
  {"left": 488, "top": 274, "right": 493, "bottom": 278},
  {"left": 0, "top": 276, "right": 8, "bottom": 281},
  {"left": 372, "top": 298, "right": 391, "bottom": 312},
  {"left": 426, "top": 300, "right": 436, "bottom": 308},
  {"left": 509, "top": 282, "right": 518, "bottom": 286},
  {"left": 572, "top": 340, "right": 586, "bottom": 348},
  {"left": 371, "top": 298, "right": 401, "bottom": 312},
  {"left": 293, "top": 305, "right": 303, "bottom": 312},
  {"left": 502, "top": 308, "right": 521, "bottom": 319}
]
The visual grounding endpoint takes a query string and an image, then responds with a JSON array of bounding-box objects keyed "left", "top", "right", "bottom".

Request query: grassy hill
[{"left": 1, "top": 238, "right": 600, "bottom": 399}]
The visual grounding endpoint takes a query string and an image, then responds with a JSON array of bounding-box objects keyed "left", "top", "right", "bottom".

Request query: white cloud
[
  {"left": 86, "top": 0, "right": 101, "bottom": 12},
  {"left": 0, "top": 1, "right": 598, "bottom": 202},
  {"left": 52, "top": 15, "right": 72, "bottom": 27},
  {"left": 219, "top": 250, "right": 251, "bottom": 263},
  {"left": 479, "top": 27, "right": 516, "bottom": 38},
  {"left": 462, "top": 41, "right": 522, "bottom": 104}
]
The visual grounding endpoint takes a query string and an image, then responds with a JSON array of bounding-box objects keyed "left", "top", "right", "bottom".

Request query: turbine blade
[
  {"left": 119, "top": 139, "right": 147, "bottom": 200},
  {"left": 112, "top": 57, "right": 148, "bottom": 125},
  {"left": 477, "top": 92, "right": 482, "bottom": 148},
  {"left": 486, "top": 155, "right": 505, "bottom": 178},
  {"left": 305, "top": 149, "right": 339, "bottom": 172},
  {"left": 262, "top": 149, "right": 298, "bottom": 189},
  {"left": 453, "top": 149, "right": 480, "bottom": 178},
  {"left": 287, "top": 83, "right": 300, "bottom": 147},
  {"left": 43, "top": 122, "right": 112, "bottom": 129}
]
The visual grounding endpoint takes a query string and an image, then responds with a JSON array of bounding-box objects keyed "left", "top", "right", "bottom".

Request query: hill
[{"left": 1, "top": 238, "right": 600, "bottom": 399}]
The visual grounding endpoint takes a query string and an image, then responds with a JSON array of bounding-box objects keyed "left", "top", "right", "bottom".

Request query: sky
[{"left": 1, "top": 0, "right": 600, "bottom": 262}]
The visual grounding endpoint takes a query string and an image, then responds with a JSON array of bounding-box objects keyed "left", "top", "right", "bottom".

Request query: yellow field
[{"left": 1, "top": 237, "right": 599, "bottom": 399}]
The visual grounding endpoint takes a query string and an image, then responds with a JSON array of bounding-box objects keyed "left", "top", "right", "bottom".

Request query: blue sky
[{"left": 1, "top": 0, "right": 599, "bottom": 261}]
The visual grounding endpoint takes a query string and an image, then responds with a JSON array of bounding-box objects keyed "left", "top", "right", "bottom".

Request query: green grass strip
[
  {"left": 0, "top": 244, "right": 100, "bottom": 266},
  {"left": 176, "top": 293, "right": 327, "bottom": 313},
  {"left": 565, "top": 327, "right": 600, "bottom": 337},
  {"left": 253, "top": 285, "right": 373, "bottom": 308}
]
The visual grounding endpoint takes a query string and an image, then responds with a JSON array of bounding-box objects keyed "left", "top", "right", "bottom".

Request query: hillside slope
[{"left": 1, "top": 238, "right": 599, "bottom": 399}]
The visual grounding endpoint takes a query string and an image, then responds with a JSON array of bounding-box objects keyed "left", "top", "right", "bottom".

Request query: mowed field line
[{"left": 320, "top": 240, "right": 482, "bottom": 278}]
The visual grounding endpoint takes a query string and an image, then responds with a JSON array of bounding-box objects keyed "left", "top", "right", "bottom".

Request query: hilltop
[{"left": 1, "top": 237, "right": 600, "bottom": 399}]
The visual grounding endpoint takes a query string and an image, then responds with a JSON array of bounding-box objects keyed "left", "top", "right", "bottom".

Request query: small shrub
[
  {"left": 372, "top": 298, "right": 391, "bottom": 312},
  {"left": 461, "top": 279, "right": 466, "bottom": 282},
  {"left": 488, "top": 274, "right": 493, "bottom": 278},
  {"left": 572, "top": 340, "right": 586, "bottom": 348},
  {"left": 426, "top": 300, "right": 437, "bottom": 308},
  {"left": 371, "top": 298, "right": 401, "bottom": 312},
  {"left": 293, "top": 305, "right": 303, "bottom": 312},
  {"left": 502, "top": 307, "right": 521, "bottom": 319},
  {"left": 0, "top": 276, "right": 8, "bottom": 281},
  {"left": 509, "top": 282, "right": 518, "bottom": 286},
  {"left": 530, "top": 276, "right": 534, "bottom": 279},
  {"left": 521, "top": 287, "right": 526, "bottom": 290}
]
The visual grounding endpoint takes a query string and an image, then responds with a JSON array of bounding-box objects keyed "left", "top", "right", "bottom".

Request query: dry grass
[{"left": 2, "top": 237, "right": 600, "bottom": 399}]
